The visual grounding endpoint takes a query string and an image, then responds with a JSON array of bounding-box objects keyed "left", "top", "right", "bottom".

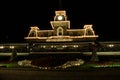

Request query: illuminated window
[
  {"left": 108, "top": 44, "right": 114, "bottom": 48},
  {"left": 73, "top": 45, "right": 78, "bottom": 48},
  {"left": 10, "top": 46, "right": 14, "bottom": 49},
  {"left": 0, "top": 46, "right": 4, "bottom": 49}
]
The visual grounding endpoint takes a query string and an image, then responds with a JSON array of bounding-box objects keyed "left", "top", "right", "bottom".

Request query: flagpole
[{"left": 59, "top": 0, "right": 62, "bottom": 10}]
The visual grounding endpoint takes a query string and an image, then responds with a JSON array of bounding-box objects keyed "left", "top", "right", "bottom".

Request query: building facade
[{"left": 24, "top": 10, "right": 98, "bottom": 42}]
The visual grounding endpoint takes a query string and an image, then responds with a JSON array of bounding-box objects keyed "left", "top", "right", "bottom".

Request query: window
[{"left": 57, "top": 27, "right": 63, "bottom": 36}]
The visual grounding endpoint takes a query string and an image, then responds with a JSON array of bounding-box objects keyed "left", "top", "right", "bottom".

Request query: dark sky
[{"left": 0, "top": 0, "right": 120, "bottom": 43}]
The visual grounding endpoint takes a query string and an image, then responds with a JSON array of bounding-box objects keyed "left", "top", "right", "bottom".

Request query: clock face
[
  {"left": 56, "top": 15, "right": 65, "bottom": 21},
  {"left": 58, "top": 15, "right": 63, "bottom": 20}
]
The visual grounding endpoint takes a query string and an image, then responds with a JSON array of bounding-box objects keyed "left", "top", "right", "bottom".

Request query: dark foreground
[{"left": 0, "top": 68, "right": 120, "bottom": 80}]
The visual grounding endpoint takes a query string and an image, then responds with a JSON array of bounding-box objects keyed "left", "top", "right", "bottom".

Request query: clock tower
[{"left": 50, "top": 10, "right": 70, "bottom": 36}]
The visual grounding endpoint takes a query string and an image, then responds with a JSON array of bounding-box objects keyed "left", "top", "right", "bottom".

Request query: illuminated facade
[{"left": 24, "top": 10, "right": 98, "bottom": 42}]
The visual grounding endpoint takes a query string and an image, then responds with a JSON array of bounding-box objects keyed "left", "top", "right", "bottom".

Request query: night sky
[{"left": 0, "top": 0, "right": 119, "bottom": 43}]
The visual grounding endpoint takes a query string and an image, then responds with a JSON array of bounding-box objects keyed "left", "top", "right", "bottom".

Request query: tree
[
  {"left": 9, "top": 49, "right": 17, "bottom": 62},
  {"left": 90, "top": 41, "right": 99, "bottom": 62}
]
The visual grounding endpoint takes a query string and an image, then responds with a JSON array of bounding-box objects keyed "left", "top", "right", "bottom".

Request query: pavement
[{"left": 0, "top": 67, "right": 120, "bottom": 80}]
